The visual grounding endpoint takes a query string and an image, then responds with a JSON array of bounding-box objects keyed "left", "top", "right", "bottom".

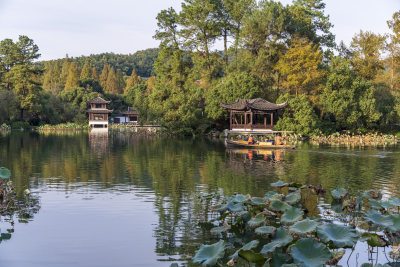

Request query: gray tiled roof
[
  {"left": 220, "top": 98, "right": 287, "bottom": 111},
  {"left": 87, "top": 96, "right": 111, "bottom": 104}
]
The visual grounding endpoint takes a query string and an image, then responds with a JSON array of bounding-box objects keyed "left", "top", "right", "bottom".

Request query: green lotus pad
[
  {"left": 317, "top": 223, "right": 359, "bottom": 248},
  {"left": 289, "top": 219, "right": 319, "bottom": 234},
  {"left": 193, "top": 240, "right": 225, "bottom": 266},
  {"left": 290, "top": 238, "right": 332, "bottom": 267}
]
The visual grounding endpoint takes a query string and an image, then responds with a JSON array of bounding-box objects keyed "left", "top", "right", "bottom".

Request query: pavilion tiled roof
[
  {"left": 220, "top": 98, "right": 287, "bottom": 111},
  {"left": 87, "top": 96, "right": 111, "bottom": 104}
]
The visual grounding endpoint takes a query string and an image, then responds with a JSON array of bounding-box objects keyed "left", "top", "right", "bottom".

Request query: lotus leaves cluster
[{"left": 194, "top": 181, "right": 400, "bottom": 266}]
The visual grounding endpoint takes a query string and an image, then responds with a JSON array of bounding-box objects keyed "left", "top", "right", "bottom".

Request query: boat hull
[{"left": 226, "top": 140, "right": 295, "bottom": 149}]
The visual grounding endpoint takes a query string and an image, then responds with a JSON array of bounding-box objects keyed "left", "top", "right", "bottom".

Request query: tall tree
[
  {"left": 288, "top": 0, "right": 335, "bottom": 47},
  {"left": 222, "top": 0, "right": 255, "bottom": 58},
  {"left": 124, "top": 69, "right": 141, "bottom": 93},
  {"left": 60, "top": 58, "right": 70, "bottom": 88},
  {"left": 80, "top": 59, "right": 91, "bottom": 80},
  {"left": 64, "top": 62, "right": 80, "bottom": 90},
  {"left": 99, "top": 64, "right": 109, "bottom": 89},
  {"left": 104, "top": 67, "right": 121, "bottom": 94},
  {"left": 275, "top": 37, "right": 323, "bottom": 97},
  {"left": 180, "top": 0, "right": 221, "bottom": 60},
  {"left": 116, "top": 69, "right": 125, "bottom": 93},
  {"left": 91, "top": 67, "right": 99, "bottom": 80},
  {"left": 387, "top": 11, "right": 400, "bottom": 91},
  {"left": 154, "top": 7, "right": 181, "bottom": 49},
  {"left": 350, "top": 30, "right": 386, "bottom": 81}
]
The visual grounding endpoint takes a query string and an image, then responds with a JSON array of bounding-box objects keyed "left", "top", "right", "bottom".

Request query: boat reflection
[{"left": 228, "top": 148, "right": 285, "bottom": 161}]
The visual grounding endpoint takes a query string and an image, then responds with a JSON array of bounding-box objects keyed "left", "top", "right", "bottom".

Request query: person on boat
[
  {"left": 248, "top": 135, "right": 254, "bottom": 144},
  {"left": 275, "top": 134, "right": 283, "bottom": 145}
]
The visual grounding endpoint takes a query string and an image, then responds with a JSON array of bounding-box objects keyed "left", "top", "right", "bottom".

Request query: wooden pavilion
[
  {"left": 220, "top": 98, "right": 286, "bottom": 131},
  {"left": 86, "top": 96, "right": 113, "bottom": 128}
]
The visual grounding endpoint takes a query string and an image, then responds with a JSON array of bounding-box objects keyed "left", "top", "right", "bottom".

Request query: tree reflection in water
[{"left": 0, "top": 132, "right": 400, "bottom": 264}]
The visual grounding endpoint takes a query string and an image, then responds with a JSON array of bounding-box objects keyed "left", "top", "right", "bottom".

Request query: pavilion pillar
[
  {"left": 250, "top": 111, "right": 253, "bottom": 129},
  {"left": 264, "top": 114, "right": 266, "bottom": 128},
  {"left": 271, "top": 113, "right": 274, "bottom": 128},
  {"left": 230, "top": 111, "right": 232, "bottom": 130}
]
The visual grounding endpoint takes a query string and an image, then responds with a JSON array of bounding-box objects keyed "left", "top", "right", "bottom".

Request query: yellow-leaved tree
[{"left": 275, "top": 38, "right": 324, "bottom": 98}]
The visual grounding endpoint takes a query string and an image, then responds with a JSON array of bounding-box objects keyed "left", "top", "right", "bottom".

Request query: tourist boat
[{"left": 226, "top": 140, "right": 295, "bottom": 149}]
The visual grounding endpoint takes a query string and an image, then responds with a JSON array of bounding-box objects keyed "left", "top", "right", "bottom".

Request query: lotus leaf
[
  {"left": 380, "top": 201, "right": 394, "bottom": 210},
  {"left": 255, "top": 226, "right": 276, "bottom": 236},
  {"left": 232, "top": 194, "right": 249, "bottom": 203},
  {"left": 270, "top": 253, "right": 292, "bottom": 267},
  {"left": 269, "top": 199, "right": 290, "bottom": 212},
  {"left": 368, "top": 199, "right": 383, "bottom": 210},
  {"left": 331, "top": 188, "right": 347, "bottom": 200},
  {"left": 389, "top": 197, "right": 400, "bottom": 207},
  {"left": 365, "top": 210, "right": 393, "bottom": 228},
  {"left": 285, "top": 192, "right": 301, "bottom": 205},
  {"left": 247, "top": 213, "right": 265, "bottom": 228},
  {"left": 0, "top": 167, "right": 11, "bottom": 179},
  {"left": 251, "top": 197, "right": 266, "bottom": 206},
  {"left": 231, "top": 240, "right": 259, "bottom": 259},
  {"left": 317, "top": 223, "right": 359, "bottom": 248},
  {"left": 261, "top": 228, "right": 293, "bottom": 254},
  {"left": 214, "top": 203, "right": 229, "bottom": 212},
  {"left": 264, "top": 191, "right": 278, "bottom": 199},
  {"left": 386, "top": 214, "right": 400, "bottom": 233},
  {"left": 238, "top": 249, "right": 265, "bottom": 264},
  {"left": 281, "top": 264, "right": 298, "bottom": 267},
  {"left": 193, "top": 240, "right": 225, "bottom": 266},
  {"left": 270, "top": 180, "right": 289, "bottom": 187},
  {"left": 228, "top": 202, "right": 244, "bottom": 212},
  {"left": 360, "top": 233, "right": 389, "bottom": 247},
  {"left": 289, "top": 219, "right": 319, "bottom": 234},
  {"left": 281, "top": 206, "right": 304, "bottom": 224},
  {"left": 210, "top": 226, "right": 229, "bottom": 235},
  {"left": 290, "top": 238, "right": 332, "bottom": 267}
]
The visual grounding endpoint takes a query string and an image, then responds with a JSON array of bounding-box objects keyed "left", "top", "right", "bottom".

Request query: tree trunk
[{"left": 223, "top": 30, "right": 228, "bottom": 65}]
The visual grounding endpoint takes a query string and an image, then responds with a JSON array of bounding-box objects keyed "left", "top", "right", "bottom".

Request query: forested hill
[{"left": 39, "top": 48, "right": 158, "bottom": 77}]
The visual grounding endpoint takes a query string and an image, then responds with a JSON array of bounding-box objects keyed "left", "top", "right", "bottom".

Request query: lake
[{"left": 0, "top": 130, "right": 399, "bottom": 266}]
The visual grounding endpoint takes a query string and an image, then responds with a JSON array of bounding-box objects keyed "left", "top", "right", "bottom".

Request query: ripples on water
[{"left": 0, "top": 131, "right": 399, "bottom": 266}]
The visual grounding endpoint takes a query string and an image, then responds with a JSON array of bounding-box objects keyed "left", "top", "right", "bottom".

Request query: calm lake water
[{"left": 0, "top": 130, "right": 400, "bottom": 266}]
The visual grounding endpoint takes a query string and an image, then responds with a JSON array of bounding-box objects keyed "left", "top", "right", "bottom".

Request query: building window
[
  {"left": 95, "top": 104, "right": 102, "bottom": 108},
  {"left": 129, "top": 116, "right": 137, "bottom": 122},
  {"left": 94, "top": 115, "right": 104, "bottom": 120}
]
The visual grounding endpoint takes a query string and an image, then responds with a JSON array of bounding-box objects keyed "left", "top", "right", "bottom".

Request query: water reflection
[{"left": 0, "top": 132, "right": 399, "bottom": 265}]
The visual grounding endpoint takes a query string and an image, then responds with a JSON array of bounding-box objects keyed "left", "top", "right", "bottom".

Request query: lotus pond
[{"left": 1, "top": 131, "right": 400, "bottom": 266}]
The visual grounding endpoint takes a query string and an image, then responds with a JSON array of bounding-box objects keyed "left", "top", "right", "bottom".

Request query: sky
[{"left": 0, "top": 0, "right": 398, "bottom": 60}]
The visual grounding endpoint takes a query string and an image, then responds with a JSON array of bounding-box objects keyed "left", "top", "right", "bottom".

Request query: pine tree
[
  {"left": 60, "top": 58, "right": 70, "bottom": 89},
  {"left": 124, "top": 69, "right": 140, "bottom": 93},
  {"left": 99, "top": 64, "right": 109, "bottom": 89},
  {"left": 80, "top": 59, "right": 91, "bottom": 80},
  {"left": 116, "top": 69, "right": 126, "bottom": 93},
  {"left": 91, "top": 67, "right": 99, "bottom": 80},
  {"left": 42, "top": 61, "right": 53, "bottom": 91},
  {"left": 51, "top": 61, "right": 62, "bottom": 93},
  {"left": 64, "top": 62, "right": 79, "bottom": 90},
  {"left": 104, "top": 67, "right": 120, "bottom": 94}
]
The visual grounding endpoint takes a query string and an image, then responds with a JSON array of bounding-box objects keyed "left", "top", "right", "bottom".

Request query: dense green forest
[{"left": 0, "top": 0, "right": 400, "bottom": 135}]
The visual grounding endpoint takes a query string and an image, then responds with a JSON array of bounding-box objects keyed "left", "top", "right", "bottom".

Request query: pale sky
[{"left": 0, "top": 0, "right": 398, "bottom": 60}]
